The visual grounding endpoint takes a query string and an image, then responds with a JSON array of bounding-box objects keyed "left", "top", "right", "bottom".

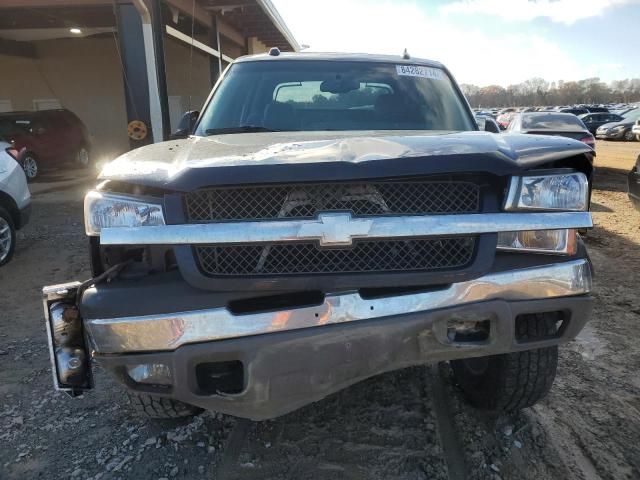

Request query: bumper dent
[{"left": 85, "top": 259, "right": 592, "bottom": 354}]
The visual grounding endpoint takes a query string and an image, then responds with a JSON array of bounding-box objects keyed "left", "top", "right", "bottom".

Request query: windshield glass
[
  {"left": 521, "top": 114, "right": 586, "bottom": 131},
  {"left": 195, "top": 60, "right": 474, "bottom": 135}
]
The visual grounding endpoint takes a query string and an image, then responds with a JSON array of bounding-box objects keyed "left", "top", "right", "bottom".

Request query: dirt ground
[{"left": 1, "top": 140, "right": 639, "bottom": 480}]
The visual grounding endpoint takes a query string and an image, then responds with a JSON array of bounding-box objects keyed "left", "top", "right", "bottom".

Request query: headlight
[
  {"left": 504, "top": 172, "right": 588, "bottom": 211},
  {"left": 611, "top": 125, "right": 625, "bottom": 131},
  {"left": 497, "top": 229, "right": 577, "bottom": 255},
  {"left": 84, "top": 191, "right": 165, "bottom": 236}
]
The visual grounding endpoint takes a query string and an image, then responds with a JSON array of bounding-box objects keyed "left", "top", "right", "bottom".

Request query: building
[{"left": 0, "top": 0, "right": 298, "bottom": 160}]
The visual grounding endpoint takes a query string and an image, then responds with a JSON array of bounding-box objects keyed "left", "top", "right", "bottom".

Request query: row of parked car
[
  {"left": 475, "top": 104, "right": 640, "bottom": 142},
  {"left": 0, "top": 108, "right": 92, "bottom": 181}
]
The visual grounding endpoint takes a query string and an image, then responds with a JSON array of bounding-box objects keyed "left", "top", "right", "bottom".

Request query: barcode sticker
[{"left": 396, "top": 65, "right": 442, "bottom": 79}]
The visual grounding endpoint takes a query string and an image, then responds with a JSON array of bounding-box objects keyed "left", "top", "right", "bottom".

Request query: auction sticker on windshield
[{"left": 396, "top": 65, "right": 442, "bottom": 79}]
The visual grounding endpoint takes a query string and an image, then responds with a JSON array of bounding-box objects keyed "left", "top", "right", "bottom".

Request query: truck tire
[
  {"left": 128, "top": 393, "right": 203, "bottom": 419},
  {"left": 451, "top": 313, "right": 558, "bottom": 412}
]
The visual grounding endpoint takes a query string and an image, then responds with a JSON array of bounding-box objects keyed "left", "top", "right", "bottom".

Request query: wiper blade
[{"left": 204, "top": 125, "right": 281, "bottom": 135}]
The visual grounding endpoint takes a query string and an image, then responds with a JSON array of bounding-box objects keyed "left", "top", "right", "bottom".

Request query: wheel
[
  {"left": 0, "top": 207, "right": 16, "bottom": 266},
  {"left": 451, "top": 313, "right": 559, "bottom": 412},
  {"left": 127, "top": 392, "right": 203, "bottom": 419},
  {"left": 623, "top": 129, "right": 635, "bottom": 141},
  {"left": 76, "top": 146, "right": 91, "bottom": 168},
  {"left": 21, "top": 153, "right": 39, "bottom": 181}
]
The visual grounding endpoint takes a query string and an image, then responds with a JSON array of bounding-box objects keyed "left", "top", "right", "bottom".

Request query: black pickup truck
[{"left": 43, "top": 52, "right": 594, "bottom": 421}]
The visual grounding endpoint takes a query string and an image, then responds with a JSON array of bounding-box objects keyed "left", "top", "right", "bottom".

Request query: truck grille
[
  {"left": 185, "top": 180, "right": 480, "bottom": 222},
  {"left": 194, "top": 237, "right": 476, "bottom": 276}
]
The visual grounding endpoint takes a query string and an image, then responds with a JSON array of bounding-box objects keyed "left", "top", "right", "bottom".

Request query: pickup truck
[{"left": 43, "top": 52, "right": 594, "bottom": 421}]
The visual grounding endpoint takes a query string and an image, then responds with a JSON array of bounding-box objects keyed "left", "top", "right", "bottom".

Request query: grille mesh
[
  {"left": 185, "top": 180, "right": 480, "bottom": 222},
  {"left": 195, "top": 237, "right": 476, "bottom": 276}
]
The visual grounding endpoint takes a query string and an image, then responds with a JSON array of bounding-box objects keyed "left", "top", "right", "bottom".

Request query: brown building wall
[{"left": 163, "top": 35, "right": 214, "bottom": 131}]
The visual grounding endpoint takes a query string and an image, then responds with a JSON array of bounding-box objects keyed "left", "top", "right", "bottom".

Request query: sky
[{"left": 272, "top": 0, "right": 640, "bottom": 87}]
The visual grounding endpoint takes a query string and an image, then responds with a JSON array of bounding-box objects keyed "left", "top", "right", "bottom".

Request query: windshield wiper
[{"left": 204, "top": 125, "right": 281, "bottom": 135}]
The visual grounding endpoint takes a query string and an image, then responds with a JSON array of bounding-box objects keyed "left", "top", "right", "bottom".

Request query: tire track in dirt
[{"left": 425, "top": 364, "right": 468, "bottom": 480}]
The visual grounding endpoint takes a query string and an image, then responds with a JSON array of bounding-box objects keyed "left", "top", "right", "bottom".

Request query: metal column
[
  {"left": 115, "top": 2, "right": 154, "bottom": 148},
  {"left": 151, "top": 0, "right": 171, "bottom": 141}
]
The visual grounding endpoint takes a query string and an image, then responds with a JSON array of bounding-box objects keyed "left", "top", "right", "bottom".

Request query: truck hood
[{"left": 99, "top": 130, "right": 593, "bottom": 191}]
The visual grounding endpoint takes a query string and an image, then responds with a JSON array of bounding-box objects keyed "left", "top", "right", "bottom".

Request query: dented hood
[{"left": 99, "top": 130, "right": 593, "bottom": 191}]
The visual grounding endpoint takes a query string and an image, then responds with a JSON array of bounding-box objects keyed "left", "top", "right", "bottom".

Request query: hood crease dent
[{"left": 99, "top": 131, "right": 593, "bottom": 191}]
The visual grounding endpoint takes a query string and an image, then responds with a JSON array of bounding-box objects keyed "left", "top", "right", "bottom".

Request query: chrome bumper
[{"left": 85, "top": 259, "right": 592, "bottom": 354}]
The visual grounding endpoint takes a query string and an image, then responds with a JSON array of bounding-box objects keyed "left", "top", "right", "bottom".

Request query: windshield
[
  {"left": 195, "top": 60, "right": 474, "bottom": 135},
  {"left": 521, "top": 114, "right": 586, "bottom": 131}
]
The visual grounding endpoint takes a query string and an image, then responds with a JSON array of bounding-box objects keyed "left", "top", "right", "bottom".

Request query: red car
[{"left": 0, "top": 109, "right": 91, "bottom": 180}]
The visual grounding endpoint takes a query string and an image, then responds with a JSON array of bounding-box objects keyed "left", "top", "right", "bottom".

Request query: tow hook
[{"left": 43, "top": 282, "right": 93, "bottom": 396}]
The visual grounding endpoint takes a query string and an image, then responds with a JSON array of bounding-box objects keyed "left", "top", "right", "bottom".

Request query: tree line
[{"left": 460, "top": 77, "right": 640, "bottom": 108}]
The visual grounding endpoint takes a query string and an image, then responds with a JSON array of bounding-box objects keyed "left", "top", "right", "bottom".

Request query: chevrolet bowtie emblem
[{"left": 297, "top": 213, "right": 374, "bottom": 247}]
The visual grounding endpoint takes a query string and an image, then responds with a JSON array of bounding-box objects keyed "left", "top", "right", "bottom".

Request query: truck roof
[{"left": 234, "top": 51, "right": 445, "bottom": 69}]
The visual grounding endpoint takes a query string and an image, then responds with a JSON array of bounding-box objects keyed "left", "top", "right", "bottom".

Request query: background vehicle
[
  {"left": 0, "top": 140, "right": 31, "bottom": 265},
  {"left": 0, "top": 109, "right": 91, "bottom": 180},
  {"left": 585, "top": 106, "right": 609, "bottom": 113},
  {"left": 496, "top": 111, "right": 515, "bottom": 129},
  {"left": 560, "top": 107, "right": 589, "bottom": 116},
  {"left": 632, "top": 120, "right": 640, "bottom": 141},
  {"left": 507, "top": 112, "right": 595, "bottom": 149},
  {"left": 579, "top": 112, "right": 624, "bottom": 134},
  {"left": 595, "top": 109, "right": 640, "bottom": 141}
]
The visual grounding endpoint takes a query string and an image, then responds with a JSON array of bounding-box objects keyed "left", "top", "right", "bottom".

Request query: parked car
[
  {"left": 585, "top": 106, "right": 609, "bottom": 113},
  {"left": 506, "top": 112, "right": 595, "bottom": 149},
  {"left": 595, "top": 109, "right": 640, "bottom": 141},
  {"left": 632, "top": 120, "right": 640, "bottom": 141},
  {"left": 496, "top": 111, "right": 515, "bottom": 129},
  {"left": 628, "top": 154, "right": 640, "bottom": 211},
  {"left": 0, "top": 140, "right": 31, "bottom": 266},
  {"left": 559, "top": 108, "right": 589, "bottom": 116},
  {"left": 0, "top": 109, "right": 91, "bottom": 180},
  {"left": 42, "top": 52, "right": 594, "bottom": 422},
  {"left": 579, "top": 112, "right": 624, "bottom": 134}
]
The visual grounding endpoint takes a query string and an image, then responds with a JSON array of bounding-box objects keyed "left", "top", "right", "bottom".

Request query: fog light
[
  {"left": 127, "top": 364, "right": 172, "bottom": 385},
  {"left": 497, "top": 229, "right": 576, "bottom": 254}
]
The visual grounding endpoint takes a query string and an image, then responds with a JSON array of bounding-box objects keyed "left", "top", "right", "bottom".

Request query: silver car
[{"left": 0, "top": 141, "right": 31, "bottom": 265}]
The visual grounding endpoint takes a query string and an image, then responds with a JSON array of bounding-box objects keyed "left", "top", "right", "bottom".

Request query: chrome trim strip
[
  {"left": 100, "top": 212, "right": 593, "bottom": 246},
  {"left": 85, "top": 259, "right": 592, "bottom": 354}
]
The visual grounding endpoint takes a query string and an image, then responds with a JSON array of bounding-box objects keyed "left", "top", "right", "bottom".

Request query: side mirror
[
  {"left": 170, "top": 110, "right": 200, "bottom": 139},
  {"left": 484, "top": 118, "right": 501, "bottom": 134},
  {"left": 475, "top": 116, "right": 486, "bottom": 131}
]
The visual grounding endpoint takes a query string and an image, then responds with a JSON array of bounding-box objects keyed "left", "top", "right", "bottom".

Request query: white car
[
  {"left": 632, "top": 120, "right": 640, "bottom": 141},
  {"left": 0, "top": 141, "right": 31, "bottom": 265}
]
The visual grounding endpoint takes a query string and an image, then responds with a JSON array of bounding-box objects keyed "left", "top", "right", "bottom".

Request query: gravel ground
[{"left": 1, "top": 140, "right": 639, "bottom": 479}]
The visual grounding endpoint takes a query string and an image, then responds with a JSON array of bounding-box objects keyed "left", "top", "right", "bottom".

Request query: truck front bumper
[{"left": 44, "top": 258, "right": 593, "bottom": 420}]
